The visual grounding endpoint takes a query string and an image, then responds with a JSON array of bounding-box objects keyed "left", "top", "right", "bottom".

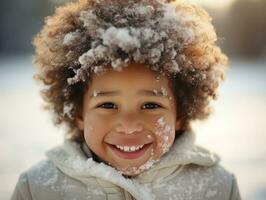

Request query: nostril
[{"left": 115, "top": 125, "right": 124, "bottom": 133}]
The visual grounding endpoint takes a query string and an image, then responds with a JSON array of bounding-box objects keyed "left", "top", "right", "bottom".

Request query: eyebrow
[{"left": 90, "top": 89, "right": 167, "bottom": 98}]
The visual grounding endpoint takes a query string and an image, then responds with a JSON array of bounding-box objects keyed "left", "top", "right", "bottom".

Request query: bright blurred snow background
[{"left": 1, "top": 0, "right": 266, "bottom": 199}]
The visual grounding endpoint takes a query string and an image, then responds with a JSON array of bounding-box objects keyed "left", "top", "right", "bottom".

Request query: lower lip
[{"left": 108, "top": 143, "right": 152, "bottom": 160}]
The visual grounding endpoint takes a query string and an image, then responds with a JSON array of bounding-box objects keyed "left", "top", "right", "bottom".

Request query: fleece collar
[{"left": 46, "top": 131, "right": 219, "bottom": 200}]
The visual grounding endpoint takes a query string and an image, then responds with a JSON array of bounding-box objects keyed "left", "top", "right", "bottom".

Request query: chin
[
  {"left": 117, "top": 166, "right": 143, "bottom": 177},
  {"left": 115, "top": 156, "right": 158, "bottom": 177}
]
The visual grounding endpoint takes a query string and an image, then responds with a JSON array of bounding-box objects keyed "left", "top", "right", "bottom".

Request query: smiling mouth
[
  {"left": 107, "top": 143, "right": 152, "bottom": 159},
  {"left": 115, "top": 144, "right": 144, "bottom": 152}
]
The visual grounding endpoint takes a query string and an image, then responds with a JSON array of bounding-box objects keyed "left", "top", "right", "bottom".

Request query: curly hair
[{"left": 33, "top": 0, "right": 228, "bottom": 142}]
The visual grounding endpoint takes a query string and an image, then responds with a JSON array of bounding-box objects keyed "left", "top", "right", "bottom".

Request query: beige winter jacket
[{"left": 11, "top": 132, "right": 241, "bottom": 200}]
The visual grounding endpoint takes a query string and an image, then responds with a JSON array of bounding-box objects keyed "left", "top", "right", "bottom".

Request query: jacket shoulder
[
  {"left": 11, "top": 160, "right": 91, "bottom": 200},
  {"left": 153, "top": 164, "right": 241, "bottom": 200},
  {"left": 11, "top": 160, "right": 62, "bottom": 200},
  {"left": 11, "top": 173, "right": 32, "bottom": 200},
  {"left": 181, "top": 164, "right": 241, "bottom": 200}
]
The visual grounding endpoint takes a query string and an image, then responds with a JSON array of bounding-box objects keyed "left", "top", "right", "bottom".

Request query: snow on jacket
[{"left": 11, "top": 131, "right": 241, "bottom": 200}]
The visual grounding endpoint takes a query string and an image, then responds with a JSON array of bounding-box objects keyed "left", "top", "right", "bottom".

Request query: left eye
[{"left": 142, "top": 103, "right": 162, "bottom": 109}]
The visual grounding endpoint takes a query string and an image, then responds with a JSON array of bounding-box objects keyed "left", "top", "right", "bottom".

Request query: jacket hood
[{"left": 46, "top": 131, "right": 220, "bottom": 200}]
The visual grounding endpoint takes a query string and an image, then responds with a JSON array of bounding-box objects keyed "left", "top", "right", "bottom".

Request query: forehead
[{"left": 88, "top": 63, "right": 171, "bottom": 92}]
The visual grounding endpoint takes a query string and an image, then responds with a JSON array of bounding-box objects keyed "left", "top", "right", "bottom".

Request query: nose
[{"left": 114, "top": 112, "right": 144, "bottom": 134}]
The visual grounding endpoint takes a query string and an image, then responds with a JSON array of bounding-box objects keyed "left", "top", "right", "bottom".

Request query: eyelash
[
  {"left": 142, "top": 102, "right": 162, "bottom": 109},
  {"left": 96, "top": 102, "right": 162, "bottom": 110},
  {"left": 97, "top": 102, "right": 118, "bottom": 109}
]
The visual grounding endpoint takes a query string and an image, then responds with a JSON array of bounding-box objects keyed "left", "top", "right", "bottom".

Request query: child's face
[{"left": 76, "top": 63, "right": 181, "bottom": 176}]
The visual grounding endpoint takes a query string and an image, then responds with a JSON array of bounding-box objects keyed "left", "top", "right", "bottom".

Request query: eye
[
  {"left": 97, "top": 102, "right": 117, "bottom": 109},
  {"left": 142, "top": 102, "right": 162, "bottom": 110}
]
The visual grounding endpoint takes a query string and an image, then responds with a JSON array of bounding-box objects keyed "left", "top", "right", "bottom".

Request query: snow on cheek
[{"left": 155, "top": 116, "right": 173, "bottom": 154}]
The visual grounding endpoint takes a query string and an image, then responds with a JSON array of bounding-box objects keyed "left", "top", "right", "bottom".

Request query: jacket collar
[{"left": 46, "top": 131, "right": 219, "bottom": 200}]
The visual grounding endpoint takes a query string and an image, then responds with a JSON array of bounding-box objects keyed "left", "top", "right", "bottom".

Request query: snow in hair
[
  {"left": 64, "top": 0, "right": 215, "bottom": 85},
  {"left": 33, "top": 0, "right": 228, "bottom": 141}
]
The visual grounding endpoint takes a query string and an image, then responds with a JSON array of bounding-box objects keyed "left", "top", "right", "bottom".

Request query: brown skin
[{"left": 76, "top": 63, "right": 181, "bottom": 176}]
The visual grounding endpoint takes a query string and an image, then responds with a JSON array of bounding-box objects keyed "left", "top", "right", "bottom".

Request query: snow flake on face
[
  {"left": 153, "top": 87, "right": 169, "bottom": 98},
  {"left": 152, "top": 89, "right": 159, "bottom": 96},
  {"left": 155, "top": 116, "right": 173, "bottom": 154},
  {"left": 147, "top": 134, "right": 152, "bottom": 139},
  {"left": 157, "top": 117, "right": 172, "bottom": 136},
  {"left": 157, "top": 116, "right": 166, "bottom": 127},
  {"left": 155, "top": 75, "right": 161, "bottom": 82},
  {"left": 160, "top": 86, "right": 168, "bottom": 96},
  {"left": 118, "top": 149, "right": 159, "bottom": 176},
  {"left": 135, "top": 158, "right": 158, "bottom": 174},
  {"left": 163, "top": 126, "right": 171, "bottom": 134},
  {"left": 92, "top": 90, "right": 100, "bottom": 97}
]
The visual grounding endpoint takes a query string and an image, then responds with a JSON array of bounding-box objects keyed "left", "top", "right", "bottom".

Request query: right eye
[
  {"left": 97, "top": 102, "right": 117, "bottom": 109},
  {"left": 141, "top": 102, "right": 162, "bottom": 110}
]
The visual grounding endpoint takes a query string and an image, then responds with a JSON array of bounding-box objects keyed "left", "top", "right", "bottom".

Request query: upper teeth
[{"left": 115, "top": 145, "right": 144, "bottom": 152}]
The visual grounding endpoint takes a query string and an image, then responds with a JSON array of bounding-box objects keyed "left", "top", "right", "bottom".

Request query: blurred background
[{"left": 0, "top": 0, "right": 265, "bottom": 199}]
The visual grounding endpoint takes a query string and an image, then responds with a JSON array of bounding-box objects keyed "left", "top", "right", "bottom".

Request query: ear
[
  {"left": 75, "top": 111, "right": 84, "bottom": 131},
  {"left": 175, "top": 119, "right": 182, "bottom": 130}
]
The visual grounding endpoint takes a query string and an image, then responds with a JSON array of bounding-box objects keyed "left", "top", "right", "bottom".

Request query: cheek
[
  {"left": 154, "top": 117, "right": 176, "bottom": 154},
  {"left": 83, "top": 123, "right": 95, "bottom": 146},
  {"left": 83, "top": 116, "right": 108, "bottom": 145}
]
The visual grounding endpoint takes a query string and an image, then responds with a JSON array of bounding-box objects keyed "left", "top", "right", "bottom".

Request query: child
[{"left": 12, "top": 0, "right": 241, "bottom": 199}]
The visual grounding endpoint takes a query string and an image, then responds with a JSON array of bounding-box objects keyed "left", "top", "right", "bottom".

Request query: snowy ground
[{"left": 0, "top": 55, "right": 265, "bottom": 199}]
